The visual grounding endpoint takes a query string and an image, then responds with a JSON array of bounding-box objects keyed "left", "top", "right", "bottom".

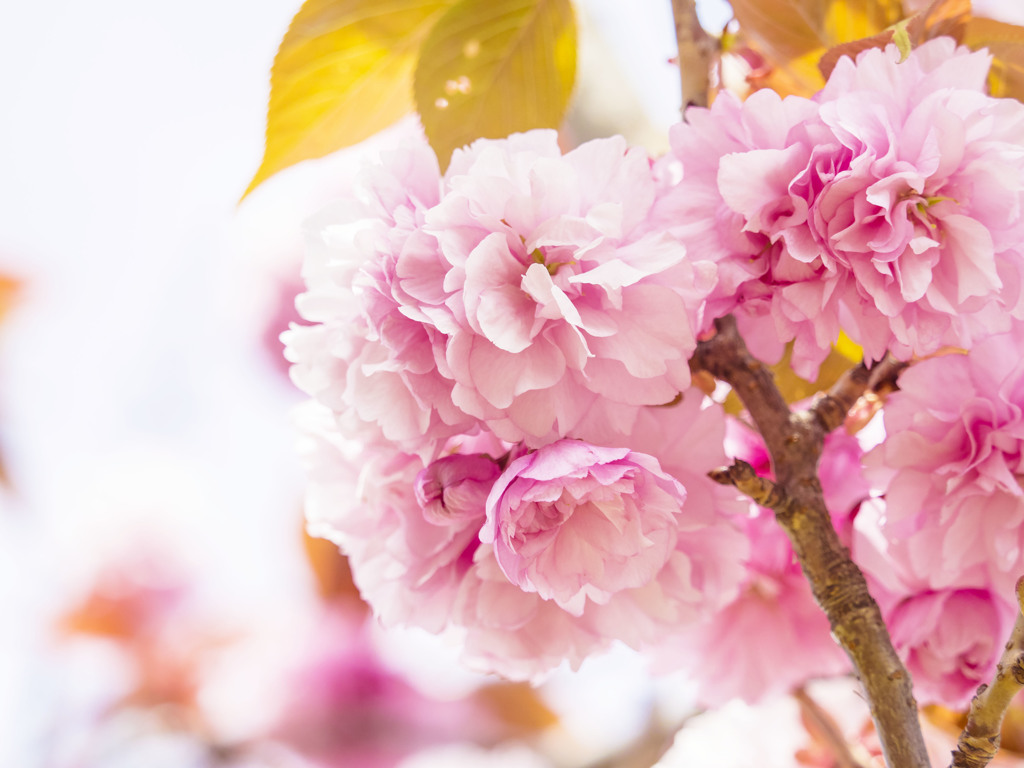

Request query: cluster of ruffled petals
[
  {"left": 655, "top": 419, "right": 864, "bottom": 704},
  {"left": 423, "top": 131, "right": 715, "bottom": 446},
  {"left": 853, "top": 500, "right": 1018, "bottom": 708},
  {"left": 864, "top": 324, "right": 1024, "bottom": 595},
  {"left": 285, "top": 125, "right": 757, "bottom": 679},
  {"left": 656, "top": 38, "right": 1024, "bottom": 378}
]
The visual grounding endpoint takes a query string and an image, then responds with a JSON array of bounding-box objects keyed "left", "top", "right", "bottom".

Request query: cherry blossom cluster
[{"left": 286, "top": 39, "right": 1024, "bottom": 701}]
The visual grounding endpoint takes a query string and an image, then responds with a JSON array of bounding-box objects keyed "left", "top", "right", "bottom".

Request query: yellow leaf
[
  {"left": 245, "top": 0, "right": 456, "bottom": 198},
  {"left": 723, "top": 342, "right": 860, "bottom": 415},
  {"left": 732, "top": 0, "right": 902, "bottom": 97},
  {"left": 964, "top": 17, "right": 1024, "bottom": 101},
  {"left": 413, "top": 0, "right": 576, "bottom": 171}
]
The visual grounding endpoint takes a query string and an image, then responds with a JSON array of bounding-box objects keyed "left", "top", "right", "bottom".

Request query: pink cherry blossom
[
  {"left": 854, "top": 499, "right": 1019, "bottom": 708},
  {"left": 425, "top": 131, "right": 715, "bottom": 445},
  {"left": 272, "top": 609, "right": 496, "bottom": 768},
  {"left": 811, "top": 38, "right": 1024, "bottom": 361},
  {"left": 653, "top": 87, "right": 844, "bottom": 378},
  {"left": 284, "top": 135, "right": 477, "bottom": 458},
  {"left": 480, "top": 436, "right": 747, "bottom": 657},
  {"left": 887, "top": 587, "right": 1015, "bottom": 709},
  {"left": 652, "top": 417, "right": 855, "bottom": 704},
  {"left": 864, "top": 324, "right": 1024, "bottom": 594},
  {"left": 657, "top": 38, "right": 1024, "bottom": 376},
  {"left": 299, "top": 403, "right": 500, "bottom": 633}
]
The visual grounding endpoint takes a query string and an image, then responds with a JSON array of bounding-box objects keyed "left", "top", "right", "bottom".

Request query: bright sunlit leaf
[
  {"left": 732, "top": 0, "right": 903, "bottom": 96},
  {"left": 723, "top": 342, "right": 861, "bottom": 415},
  {"left": 964, "top": 17, "right": 1024, "bottom": 101},
  {"left": 245, "top": 0, "right": 456, "bottom": 197},
  {"left": 413, "top": 0, "right": 576, "bottom": 171}
]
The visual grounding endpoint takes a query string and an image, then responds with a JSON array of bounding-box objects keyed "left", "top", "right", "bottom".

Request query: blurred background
[{"left": 0, "top": 1, "right": 739, "bottom": 765}]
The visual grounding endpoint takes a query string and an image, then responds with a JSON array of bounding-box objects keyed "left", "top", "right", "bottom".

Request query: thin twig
[
  {"left": 793, "top": 686, "right": 872, "bottom": 768},
  {"left": 692, "top": 316, "right": 930, "bottom": 768},
  {"left": 670, "top": 0, "right": 715, "bottom": 109},
  {"left": 950, "top": 577, "right": 1024, "bottom": 768}
]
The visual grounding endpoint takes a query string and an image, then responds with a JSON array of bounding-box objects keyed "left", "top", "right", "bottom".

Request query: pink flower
[
  {"left": 480, "top": 437, "right": 747, "bottom": 652},
  {"left": 864, "top": 325, "right": 1024, "bottom": 593},
  {"left": 483, "top": 441, "right": 687, "bottom": 614},
  {"left": 658, "top": 38, "right": 1024, "bottom": 376},
  {"left": 273, "top": 609, "right": 496, "bottom": 768},
  {"left": 299, "top": 403, "right": 501, "bottom": 633},
  {"left": 887, "top": 587, "right": 1015, "bottom": 709},
  {"left": 285, "top": 135, "right": 477, "bottom": 458},
  {"left": 425, "top": 131, "right": 715, "bottom": 445},
  {"left": 653, "top": 417, "right": 854, "bottom": 705},
  {"left": 810, "top": 38, "right": 1024, "bottom": 361},
  {"left": 854, "top": 499, "right": 1018, "bottom": 709},
  {"left": 654, "top": 88, "right": 843, "bottom": 378}
]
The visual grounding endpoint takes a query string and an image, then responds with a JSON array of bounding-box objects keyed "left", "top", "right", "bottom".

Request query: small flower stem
[
  {"left": 950, "top": 577, "right": 1024, "bottom": 768},
  {"left": 692, "top": 315, "right": 929, "bottom": 768}
]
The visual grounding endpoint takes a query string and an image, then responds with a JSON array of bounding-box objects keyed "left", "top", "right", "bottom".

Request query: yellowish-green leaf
[
  {"left": 245, "top": 0, "right": 456, "bottom": 197},
  {"left": 732, "top": 0, "right": 903, "bottom": 97},
  {"left": 964, "top": 17, "right": 1024, "bottom": 101},
  {"left": 413, "top": 0, "right": 576, "bottom": 171}
]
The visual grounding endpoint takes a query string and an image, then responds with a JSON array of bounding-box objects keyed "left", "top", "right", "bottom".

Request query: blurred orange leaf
[{"left": 963, "top": 17, "right": 1024, "bottom": 100}]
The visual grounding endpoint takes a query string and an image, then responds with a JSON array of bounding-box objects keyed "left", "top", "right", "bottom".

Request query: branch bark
[
  {"left": 950, "top": 577, "right": 1024, "bottom": 768},
  {"left": 692, "top": 316, "right": 929, "bottom": 768},
  {"left": 670, "top": 0, "right": 715, "bottom": 109}
]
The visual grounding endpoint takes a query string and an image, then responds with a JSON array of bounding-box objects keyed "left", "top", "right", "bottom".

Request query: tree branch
[
  {"left": 693, "top": 316, "right": 930, "bottom": 768},
  {"left": 950, "top": 577, "right": 1024, "bottom": 768},
  {"left": 670, "top": 0, "right": 715, "bottom": 109}
]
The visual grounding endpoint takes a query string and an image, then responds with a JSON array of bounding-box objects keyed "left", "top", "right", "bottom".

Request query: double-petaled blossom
[
  {"left": 471, "top": 428, "right": 746, "bottom": 678},
  {"left": 853, "top": 500, "right": 1018, "bottom": 708},
  {"left": 285, "top": 139, "right": 476, "bottom": 458},
  {"left": 657, "top": 38, "right": 1024, "bottom": 378},
  {"left": 422, "top": 131, "right": 715, "bottom": 446},
  {"left": 299, "top": 402, "right": 502, "bottom": 634},
  {"left": 864, "top": 324, "right": 1024, "bottom": 594}
]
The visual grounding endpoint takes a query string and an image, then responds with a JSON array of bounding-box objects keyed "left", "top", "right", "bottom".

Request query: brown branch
[
  {"left": 950, "top": 577, "right": 1024, "bottom": 768},
  {"left": 811, "top": 354, "right": 908, "bottom": 433},
  {"left": 692, "top": 316, "right": 930, "bottom": 768},
  {"left": 670, "top": 0, "right": 715, "bottom": 109}
]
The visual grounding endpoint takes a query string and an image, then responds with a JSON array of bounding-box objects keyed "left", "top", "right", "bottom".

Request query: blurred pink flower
[
  {"left": 663, "top": 508, "right": 849, "bottom": 706},
  {"left": 273, "top": 609, "right": 495, "bottom": 768},
  {"left": 285, "top": 135, "right": 477, "bottom": 458},
  {"left": 653, "top": 417, "right": 857, "bottom": 704},
  {"left": 300, "top": 404, "right": 500, "bottom": 634},
  {"left": 865, "top": 325, "right": 1024, "bottom": 593},
  {"left": 427, "top": 131, "right": 714, "bottom": 445},
  {"left": 887, "top": 587, "right": 1015, "bottom": 709}
]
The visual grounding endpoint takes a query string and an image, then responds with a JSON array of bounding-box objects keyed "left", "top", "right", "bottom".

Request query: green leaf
[
  {"left": 245, "top": 0, "right": 456, "bottom": 198},
  {"left": 413, "top": 0, "right": 576, "bottom": 171}
]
